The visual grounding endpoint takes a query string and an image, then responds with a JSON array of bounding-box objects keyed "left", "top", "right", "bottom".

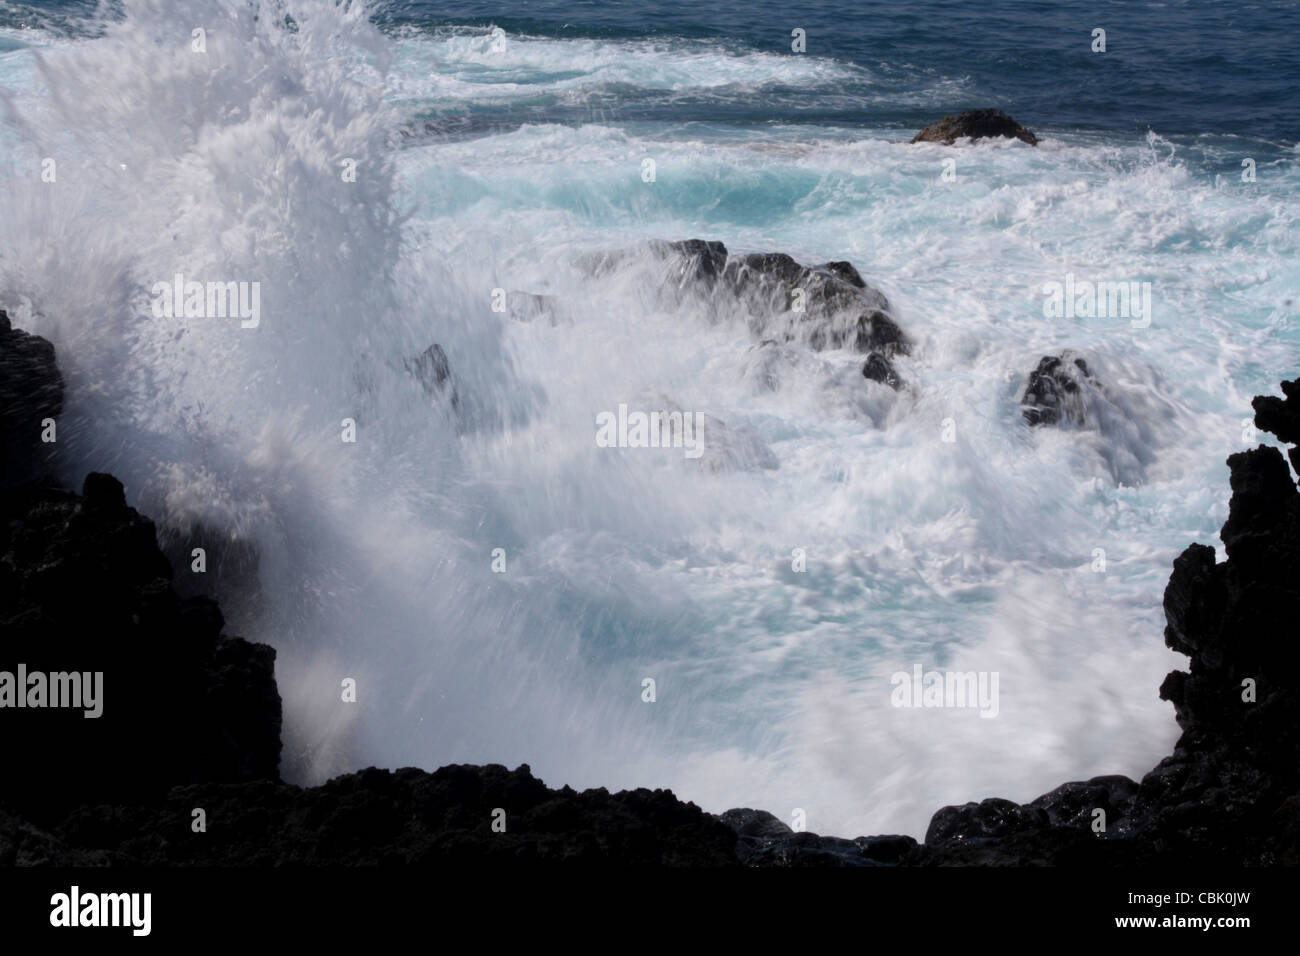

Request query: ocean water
[{"left": 0, "top": 0, "right": 1296, "bottom": 838}]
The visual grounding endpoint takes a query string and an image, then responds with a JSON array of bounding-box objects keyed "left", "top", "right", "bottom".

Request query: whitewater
[{"left": 1, "top": 0, "right": 1297, "bottom": 838}]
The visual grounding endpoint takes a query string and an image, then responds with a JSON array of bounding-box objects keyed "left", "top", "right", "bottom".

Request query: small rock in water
[
  {"left": 911, "top": 108, "right": 1038, "bottom": 145},
  {"left": 506, "top": 291, "right": 557, "bottom": 324},
  {"left": 1020, "top": 352, "right": 1096, "bottom": 427},
  {"left": 862, "top": 351, "right": 904, "bottom": 390}
]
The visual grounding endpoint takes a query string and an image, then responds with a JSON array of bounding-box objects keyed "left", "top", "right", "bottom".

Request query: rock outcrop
[
  {"left": 407, "top": 342, "right": 459, "bottom": 410},
  {"left": 0, "top": 309, "right": 63, "bottom": 487},
  {"left": 911, "top": 109, "right": 1039, "bottom": 146}
]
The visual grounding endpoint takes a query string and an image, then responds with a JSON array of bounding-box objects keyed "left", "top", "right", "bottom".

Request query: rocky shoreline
[{"left": 2, "top": 303, "right": 1297, "bottom": 867}]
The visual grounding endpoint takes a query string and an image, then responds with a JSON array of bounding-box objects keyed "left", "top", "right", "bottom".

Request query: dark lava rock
[
  {"left": 1020, "top": 353, "right": 1096, "bottom": 426},
  {"left": 157, "top": 522, "right": 264, "bottom": 633},
  {"left": 925, "top": 798, "right": 1049, "bottom": 846},
  {"left": 862, "top": 350, "right": 904, "bottom": 390},
  {"left": 42, "top": 764, "right": 738, "bottom": 866},
  {"left": 0, "top": 473, "right": 282, "bottom": 824},
  {"left": 1029, "top": 776, "right": 1138, "bottom": 830},
  {"left": 911, "top": 109, "right": 1039, "bottom": 146},
  {"left": 717, "top": 809, "right": 917, "bottom": 867},
  {"left": 0, "top": 310, "right": 64, "bottom": 487},
  {"left": 408, "top": 342, "right": 451, "bottom": 394},
  {"left": 653, "top": 238, "right": 729, "bottom": 288},
  {"left": 719, "top": 250, "right": 907, "bottom": 355},
  {"left": 1253, "top": 378, "right": 1300, "bottom": 474}
]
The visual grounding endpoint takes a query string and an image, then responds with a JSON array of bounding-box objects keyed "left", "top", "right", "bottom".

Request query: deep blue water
[
  {"left": 373, "top": 0, "right": 1300, "bottom": 140},
  {"left": 6, "top": 0, "right": 1299, "bottom": 140}
]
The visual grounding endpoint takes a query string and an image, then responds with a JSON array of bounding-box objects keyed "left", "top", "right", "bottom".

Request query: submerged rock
[
  {"left": 695, "top": 414, "right": 779, "bottom": 473},
  {"left": 505, "top": 291, "right": 558, "bottom": 324},
  {"left": 640, "top": 395, "right": 779, "bottom": 473},
  {"left": 815, "top": 260, "right": 867, "bottom": 289},
  {"left": 406, "top": 342, "right": 458, "bottom": 410},
  {"left": 911, "top": 109, "right": 1039, "bottom": 145},
  {"left": 1020, "top": 353, "right": 1097, "bottom": 426},
  {"left": 1029, "top": 776, "right": 1139, "bottom": 830}
]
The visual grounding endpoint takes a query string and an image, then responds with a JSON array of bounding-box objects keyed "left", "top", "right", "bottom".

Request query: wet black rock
[
  {"left": 0, "top": 309, "right": 64, "bottom": 487},
  {"left": 1020, "top": 353, "right": 1096, "bottom": 426},
  {"left": 1253, "top": 378, "right": 1300, "bottom": 474},
  {"left": 1028, "top": 776, "right": 1138, "bottom": 830},
  {"left": 911, "top": 109, "right": 1039, "bottom": 146},
  {"left": 925, "top": 798, "right": 1049, "bottom": 846},
  {"left": 653, "top": 238, "right": 729, "bottom": 288},
  {"left": 0, "top": 473, "right": 282, "bottom": 824},
  {"left": 719, "top": 250, "right": 908, "bottom": 355},
  {"left": 862, "top": 351, "right": 904, "bottom": 390},
  {"left": 816, "top": 260, "right": 867, "bottom": 289},
  {"left": 43, "top": 764, "right": 738, "bottom": 866}
]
